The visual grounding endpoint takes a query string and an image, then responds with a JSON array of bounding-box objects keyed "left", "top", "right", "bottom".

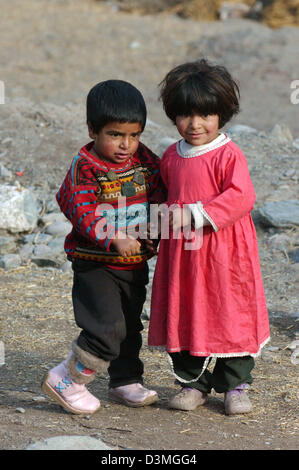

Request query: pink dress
[{"left": 148, "top": 134, "right": 270, "bottom": 358}]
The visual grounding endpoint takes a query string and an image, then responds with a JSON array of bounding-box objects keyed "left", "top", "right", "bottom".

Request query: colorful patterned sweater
[{"left": 56, "top": 141, "right": 165, "bottom": 270}]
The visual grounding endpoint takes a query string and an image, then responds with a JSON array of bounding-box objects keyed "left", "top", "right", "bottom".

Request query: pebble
[
  {"left": 32, "top": 396, "right": 46, "bottom": 402},
  {"left": 16, "top": 408, "right": 26, "bottom": 414}
]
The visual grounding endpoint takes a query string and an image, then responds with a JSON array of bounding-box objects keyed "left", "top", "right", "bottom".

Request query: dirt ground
[
  {"left": 0, "top": 263, "right": 298, "bottom": 451},
  {"left": 0, "top": 0, "right": 298, "bottom": 451}
]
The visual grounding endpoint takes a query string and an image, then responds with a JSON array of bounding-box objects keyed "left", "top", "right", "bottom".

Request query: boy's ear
[{"left": 87, "top": 122, "right": 95, "bottom": 139}]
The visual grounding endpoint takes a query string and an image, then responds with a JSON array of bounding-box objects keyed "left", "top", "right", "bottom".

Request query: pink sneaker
[
  {"left": 109, "top": 383, "right": 158, "bottom": 407},
  {"left": 42, "top": 360, "right": 101, "bottom": 415}
]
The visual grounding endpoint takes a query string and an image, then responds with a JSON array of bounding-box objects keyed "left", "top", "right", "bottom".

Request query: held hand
[
  {"left": 169, "top": 207, "right": 192, "bottom": 232},
  {"left": 111, "top": 232, "right": 141, "bottom": 257}
]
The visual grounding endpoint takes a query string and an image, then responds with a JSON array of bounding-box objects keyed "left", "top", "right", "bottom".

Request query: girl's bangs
[{"left": 177, "top": 80, "right": 219, "bottom": 117}]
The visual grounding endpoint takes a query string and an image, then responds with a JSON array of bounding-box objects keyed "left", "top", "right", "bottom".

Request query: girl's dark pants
[
  {"left": 169, "top": 351, "right": 255, "bottom": 393},
  {"left": 71, "top": 259, "right": 148, "bottom": 388}
]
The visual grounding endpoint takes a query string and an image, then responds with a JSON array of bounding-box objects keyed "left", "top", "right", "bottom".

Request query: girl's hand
[
  {"left": 111, "top": 232, "right": 141, "bottom": 257},
  {"left": 169, "top": 207, "right": 192, "bottom": 232}
]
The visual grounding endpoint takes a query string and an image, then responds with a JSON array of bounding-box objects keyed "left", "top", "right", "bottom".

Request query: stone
[
  {"left": 0, "top": 162, "right": 12, "bottom": 179},
  {"left": 16, "top": 408, "right": 26, "bottom": 414},
  {"left": 39, "top": 212, "right": 67, "bottom": 225},
  {"left": 289, "top": 249, "right": 299, "bottom": 263},
  {"left": 45, "top": 221, "right": 72, "bottom": 237},
  {"left": 227, "top": 124, "right": 258, "bottom": 135},
  {"left": 258, "top": 200, "right": 299, "bottom": 228},
  {"left": 293, "top": 138, "right": 299, "bottom": 150},
  {"left": 59, "top": 260, "right": 72, "bottom": 272},
  {"left": 268, "top": 124, "right": 293, "bottom": 143},
  {"left": 0, "top": 254, "right": 22, "bottom": 270},
  {"left": 19, "top": 243, "right": 34, "bottom": 259},
  {"left": 23, "top": 233, "right": 53, "bottom": 245},
  {"left": 47, "top": 237, "right": 65, "bottom": 253},
  {"left": 0, "top": 341, "right": 4, "bottom": 366},
  {"left": 219, "top": 2, "right": 250, "bottom": 21},
  {"left": 33, "top": 244, "right": 53, "bottom": 258},
  {"left": 0, "top": 184, "right": 39, "bottom": 233},
  {"left": 25, "top": 436, "right": 113, "bottom": 450},
  {"left": 0, "top": 236, "right": 17, "bottom": 254},
  {"left": 290, "top": 350, "right": 299, "bottom": 366},
  {"left": 267, "top": 233, "right": 290, "bottom": 250}
]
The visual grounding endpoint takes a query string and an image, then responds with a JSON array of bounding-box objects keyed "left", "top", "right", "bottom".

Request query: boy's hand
[{"left": 111, "top": 232, "right": 141, "bottom": 257}]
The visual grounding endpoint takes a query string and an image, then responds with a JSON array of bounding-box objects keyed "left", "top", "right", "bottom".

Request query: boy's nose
[{"left": 120, "top": 137, "right": 130, "bottom": 149}]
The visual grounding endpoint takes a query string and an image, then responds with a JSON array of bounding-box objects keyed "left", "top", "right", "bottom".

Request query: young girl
[{"left": 148, "top": 59, "right": 270, "bottom": 415}]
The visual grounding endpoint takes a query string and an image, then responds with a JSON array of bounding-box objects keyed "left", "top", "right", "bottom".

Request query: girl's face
[
  {"left": 175, "top": 114, "right": 220, "bottom": 146},
  {"left": 88, "top": 121, "right": 142, "bottom": 164}
]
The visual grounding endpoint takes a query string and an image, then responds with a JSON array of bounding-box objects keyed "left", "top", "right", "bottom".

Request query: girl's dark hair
[
  {"left": 159, "top": 59, "right": 240, "bottom": 128},
  {"left": 87, "top": 80, "right": 147, "bottom": 133}
]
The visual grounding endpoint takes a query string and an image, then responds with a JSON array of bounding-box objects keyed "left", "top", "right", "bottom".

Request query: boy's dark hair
[
  {"left": 87, "top": 80, "right": 147, "bottom": 133},
  {"left": 159, "top": 59, "right": 240, "bottom": 129}
]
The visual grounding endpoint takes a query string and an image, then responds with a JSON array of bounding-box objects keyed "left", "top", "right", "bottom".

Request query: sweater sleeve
[
  {"left": 196, "top": 149, "right": 256, "bottom": 231},
  {"left": 56, "top": 156, "right": 114, "bottom": 251}
]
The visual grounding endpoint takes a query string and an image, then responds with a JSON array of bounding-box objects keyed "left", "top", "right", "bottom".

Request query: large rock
[
  {"left": 258, "top": 200, "right": 299, "bottom": 228},
  {"left": 0, "top": 184, "right": 39, "bottom": 233}
]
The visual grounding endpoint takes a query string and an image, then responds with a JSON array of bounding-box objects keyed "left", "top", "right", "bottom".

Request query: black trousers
[
  {"left": 169, "top": 351, "right": 255, "bottom": 393},
  {"left": 71, "top": 259, "right": 148, "bottom": 388}
]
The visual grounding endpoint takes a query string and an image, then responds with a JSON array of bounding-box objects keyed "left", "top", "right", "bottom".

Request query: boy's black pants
[{"left": 71, "top": 259, "right": 148, "bottom": 388}]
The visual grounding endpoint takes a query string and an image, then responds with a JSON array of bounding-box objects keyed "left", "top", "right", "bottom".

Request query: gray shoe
[
  {"left": 168, "top": 387, "right": 207, "bottom": 411},
  {"left": 224, "top": 388, "right": 253, "bottom": 415}
]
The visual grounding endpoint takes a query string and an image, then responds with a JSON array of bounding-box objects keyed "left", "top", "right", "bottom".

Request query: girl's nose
[{"left": 190, "top": 115, "right": 204, "bottom": 128}]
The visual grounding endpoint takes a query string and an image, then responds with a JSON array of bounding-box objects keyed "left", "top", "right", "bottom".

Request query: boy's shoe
[
  {"left": 42, "top": 360, "right": 101, "bottom": 415},
  {"left": 224, "top": 385, "right": 252, "bottom": 415},
  {"left": 168, "top": 387, "right": 207, "bottom": 411},
  {"left": 108, "top": 383, "right": 158, "bottom": 407}
]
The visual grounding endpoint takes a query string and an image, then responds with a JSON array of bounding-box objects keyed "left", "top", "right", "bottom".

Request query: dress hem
[{"left": 148, "top": 336, "right": 270, "bottom": 358}]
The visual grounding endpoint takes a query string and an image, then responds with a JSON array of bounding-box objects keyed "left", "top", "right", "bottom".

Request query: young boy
[{"left": 42, "top": 80, "right": 165, "bottom": 415}]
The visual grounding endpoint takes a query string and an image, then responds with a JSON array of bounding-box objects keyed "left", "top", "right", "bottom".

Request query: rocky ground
[{"left": 0, "top": 0, "right": 298, "bottom": 451}]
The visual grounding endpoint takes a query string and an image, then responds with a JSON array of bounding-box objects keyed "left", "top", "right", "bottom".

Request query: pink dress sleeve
[{"left": 201, "top": 149, "right": 256, "bottom": 231}]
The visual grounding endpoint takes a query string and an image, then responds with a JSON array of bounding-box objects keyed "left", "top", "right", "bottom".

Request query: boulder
[
  {"left": 0, "top": 184, "right": 39, "bottom": 233},
  {"left": 258, "top": 200, "right": 299, "bottom": 228}
]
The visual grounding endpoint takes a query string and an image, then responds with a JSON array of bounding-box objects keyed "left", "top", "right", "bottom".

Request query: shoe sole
[
  {"left": 41, "top": 373, "right": 101, "bottom": 415},
  {"left": 108, "top": 390, "right": 158, "bottom": 408},
  {"left": 225, "top": 405, "right": 253, "bottom": 416},
  {"left": 168, "top": 396, "right": 207, "bottom": 411}
]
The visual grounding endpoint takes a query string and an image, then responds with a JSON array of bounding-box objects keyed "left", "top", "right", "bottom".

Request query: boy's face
[
  {"left": 175, "top": 113, "right": 219, "bottom": 146},
  {"left": 88, "top": 121, "right": 142, "bottom": 164}
]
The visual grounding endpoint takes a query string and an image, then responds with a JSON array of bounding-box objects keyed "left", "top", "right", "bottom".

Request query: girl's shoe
[
  {"left": 168, "top": 387, "right": 207, "bottom": 411},
  {"left": 108, "top": 383, "right": 158, "bottom": 407},
  {"left": 224, "top": 385, "right": 252, "bottom": 415},
  {"left": 42, "top": 360, "right": 101, "bottom": 415}
]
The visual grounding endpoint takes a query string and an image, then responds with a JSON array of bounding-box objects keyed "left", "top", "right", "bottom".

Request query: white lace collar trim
[{"left": 177, "top": 133, "right": 231, "bottom": 158}]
